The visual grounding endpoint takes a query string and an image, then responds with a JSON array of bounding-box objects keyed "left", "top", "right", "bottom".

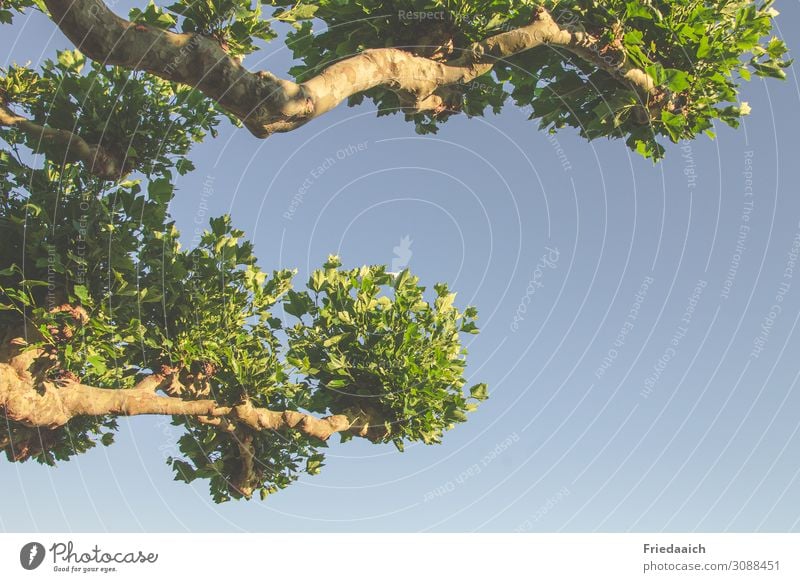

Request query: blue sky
[{"left": 2, "top": 2, "right": 800, "bottom": 532}]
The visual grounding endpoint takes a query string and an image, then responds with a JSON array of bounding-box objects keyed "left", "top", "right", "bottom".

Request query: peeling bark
[
  {"left": 229, "top": 401, "right": 352, "bottom": 440},
  {"left": 0, "top": 335, "right": 388, "bottom": 448},
  {"left": 474, "top": 10, "right": 656, "bottom": 95},
  {"left": 41, "top": 0, "right": 657, "bottom": 140}
]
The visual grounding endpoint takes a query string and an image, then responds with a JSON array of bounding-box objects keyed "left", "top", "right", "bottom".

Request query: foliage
[
  {"left": 1, "top": 49, "right": 221, "bottom": 178},
  {"left": 0, "top": 51, "right": 482, "bottom": 501},
  {"left": 268, "top": 0, "right": 790, "bottom": 158},
  {"left": 131, "top": 0, "right": 277, "bottom": 57},
  {"left": 0, "top": 0, "right": 41, "bottom": 25},
  {"left": 6, "top": 0, "right": 790, "bottom": 159},
  {"left": 0, "top": 0, "right": 790, "bottom": 501},
  {"left": 285, "top": 256, "right": 484, "bottom": 450}
]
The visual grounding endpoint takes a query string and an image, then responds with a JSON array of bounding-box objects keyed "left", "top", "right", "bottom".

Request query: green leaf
[
  {"left": 625, "top": 2, "right": 652, "bottom": 20},
  {"left": 645, "top": 63, "right": 666, "bottom": 86},
  {"left": 664, "top": 69, "right": 690, "bottom": 92},
  {"left": 306, "top": 453, "right": 325, "bottom": 475},
  {"left": 661, "top": 111, "right": 686, "bottom": 142},
  {"left": 148, "top": 177, "right": 174, "bottom": 203},
  {"left": 697, "top": 35, "right": 711, "bottom": 58},
  {"left": 470, "top": 383, "right": 489, "bottom": 401},
  {"left": 86, "top": 354, "right": 107, "bottom": 375},
  {"left": 56, "top": 50, "right": 85, "bottom": 73},
  {"left": 73, "top": 284, "right": 90, "bottom": 304},
  {"left": 284, "top": 290, "right": 311, "bottom": 317}
]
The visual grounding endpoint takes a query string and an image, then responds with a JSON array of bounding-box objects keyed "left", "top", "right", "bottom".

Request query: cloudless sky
[{"left": 2, "top": 1, "right": 800, "bottom": 533}]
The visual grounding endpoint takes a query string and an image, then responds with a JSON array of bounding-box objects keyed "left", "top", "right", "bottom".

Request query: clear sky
[{"left": 2, "top": 2, "right": 800, "bottom": 533}]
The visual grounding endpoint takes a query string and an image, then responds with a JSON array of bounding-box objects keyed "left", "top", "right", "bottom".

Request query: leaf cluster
[{"left": 0, "top": 52, "right": 483, "bottom": 498}]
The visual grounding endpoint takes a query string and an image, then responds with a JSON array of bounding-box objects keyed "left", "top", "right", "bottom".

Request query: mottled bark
[
  {"left": 44, "top": 0, "right": 311, "bottom": 137},
  {"left": 41, "top": 0, "right": 656, "bottom": 141},
  {"left": 0, "top": 335, "right": 387, "bottom": 442},
  {"left": 475, "top": 12, "right": 655, "bottom": 94},
  {"left": 229, "top": 401, "right": 352, "bottom": 440}
]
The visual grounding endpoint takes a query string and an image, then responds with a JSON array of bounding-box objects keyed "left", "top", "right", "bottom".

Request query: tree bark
[
  {"left": 41, "top": 0, "right": 656, "bottom": 140},
  {"left": 0, "top": 337, "right": 385, "bottom": 442}
]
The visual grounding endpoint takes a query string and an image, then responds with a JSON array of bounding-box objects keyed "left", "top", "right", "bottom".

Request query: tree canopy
[
  {"left": 3, "top": 0, "right": 789, "bottom": 163},
  {"left": 0, "top": 0, "right": 789, "bottom": 501}
]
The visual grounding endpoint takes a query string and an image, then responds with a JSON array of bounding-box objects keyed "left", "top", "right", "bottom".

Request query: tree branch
[
  {"left": 0, "top": 101, "right": 124, "bottom": 178},
  {"left": 229, "top": 430, "right": 256, "bottom": 498},
  {"left": 44, "top": 0, "right": 310, "bottom": 137},
  {"left": 42, "top": 0, "right": 656, "bottom": 137},
  {"left": 0, "top": 340, "right": 387, "bottom": 442},
  {"left": 228, "top": 400, "right": 352, "bottom": 440},
  {"left": 472, "top": 11, "right": 656, "bottom": 95}
]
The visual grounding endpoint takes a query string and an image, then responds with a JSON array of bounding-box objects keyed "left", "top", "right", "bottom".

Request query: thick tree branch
[
  {"left": 44, "top": 0, "right": 310, "bottom": 137},
  {"left": 0, "top": 101, "right": 124, "bottom": 178},
  {"left": 0, "top": 339, "right": 387, "bottom": 443},
  {"left": 42, "top": 0, "right": 656, "bottom": 137}
]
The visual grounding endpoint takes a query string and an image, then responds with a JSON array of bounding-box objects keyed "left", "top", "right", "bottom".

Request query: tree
[{"left": 0, "top": 0, "right": 788, "bottom": 502}]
